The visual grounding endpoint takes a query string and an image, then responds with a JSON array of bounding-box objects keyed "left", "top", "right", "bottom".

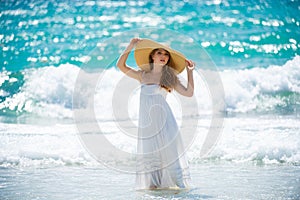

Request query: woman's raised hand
[
  {"left": 129, "top": 38, "right": 142, "bottom": 47},
  {"left": 124, "top": 38, "right": 141, "bottom": 52},
  {"left": 185, "top": 59, "right": 195, "bottom": 71}
]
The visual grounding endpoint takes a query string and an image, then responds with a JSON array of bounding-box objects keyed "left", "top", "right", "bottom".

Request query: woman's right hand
[{"left": 129, "top": 38, "right": 141, "bottom": 47}]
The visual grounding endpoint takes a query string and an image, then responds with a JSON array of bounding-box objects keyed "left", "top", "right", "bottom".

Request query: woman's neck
[{"left": 152, "top": 64, "right": 163, "bottom": 73}]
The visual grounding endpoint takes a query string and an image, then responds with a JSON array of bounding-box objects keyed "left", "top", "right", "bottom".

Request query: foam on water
[
  {"left": 0, "top": 57, "right": 299, "bottom": 168},
  {"left": 189, "top": 117, "right": 300, "bottom": 165},
  {"left": 0, "top": 56, "right": 299, "bottom": 120},
  {"left": 222, "top": 55, "right": 300, "bottom": 114},
  {"left": 0, "top": 64, "right": 80, "bottom": 119},
  {"left": 0, "top": 123, "right": 97, "bottom": 168},
  {"left": 0, "top": 115, "right": 299, "bottom": 169}
]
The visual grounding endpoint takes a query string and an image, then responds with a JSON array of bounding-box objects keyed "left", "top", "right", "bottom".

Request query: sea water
[{"left": 1, "top": 0, "right": 300, "bottom": 199}]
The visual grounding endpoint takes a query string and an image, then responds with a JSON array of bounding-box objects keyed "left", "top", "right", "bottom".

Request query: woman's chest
[{"left": 142, "top": 72, "right": 161, "bottom": 84}]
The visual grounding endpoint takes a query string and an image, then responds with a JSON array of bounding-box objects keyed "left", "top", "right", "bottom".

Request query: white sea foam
[
  {"left": 0, "top": 123, "right": 98, "bottom": 168},
  {"left": 0, "top": 115, "right": 299, "bottom": 168},
  {"left": 0, "top": 57, "right": 299, "bottom": 167},
  {"left": 1, "top": 56, "right": 299, "bottom": 119},
  {"left": 0, "top": 64, "right": 80, "bottom": 118},
  {"left": 221, "top": 55, "right": 300, "bottom": 113},
  {"left": 188, "top": 117, "right": 300, "bottom": 165}
]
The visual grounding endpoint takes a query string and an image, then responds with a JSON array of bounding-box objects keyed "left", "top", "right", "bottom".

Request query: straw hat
[{"left": 134, "top": 39, "right": 186, "bottom": 73}]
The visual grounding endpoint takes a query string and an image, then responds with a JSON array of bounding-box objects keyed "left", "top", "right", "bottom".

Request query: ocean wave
[
  {"left": 0, "top": 116, "right": 299, "bottom": 169},
  {"left": 222, "top": 55, "right": 300, "bottom": 114},
  {"left": 0, "top": 64, "right": 80, "bottom": 119},
  {"left": 0, "top": 123, "right": 98, "bottom": 168},
  {"left": 0, "top": 56, "right": 299, "bottom": 120},
  {"left": 188, "top": 117, "right": 300, "bottom": 165}
]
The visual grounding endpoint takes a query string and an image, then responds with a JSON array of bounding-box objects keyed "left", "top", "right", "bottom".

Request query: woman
[{"left": 117, "top": 38, "right": 194, "bottom": 190}]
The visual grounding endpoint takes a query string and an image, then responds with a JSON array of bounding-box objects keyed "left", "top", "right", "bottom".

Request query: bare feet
[{"left": 149, "top": 185, "right": 157, "bottom": 190}]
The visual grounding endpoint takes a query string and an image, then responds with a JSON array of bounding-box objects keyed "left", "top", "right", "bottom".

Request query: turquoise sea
[{"left": 1, "top": 0, "right": 300, "bottom": 199}]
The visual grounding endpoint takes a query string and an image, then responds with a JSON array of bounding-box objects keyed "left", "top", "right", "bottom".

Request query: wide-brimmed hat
[{"left": 134, "top": 39, "right": 186, "bottom": 73}]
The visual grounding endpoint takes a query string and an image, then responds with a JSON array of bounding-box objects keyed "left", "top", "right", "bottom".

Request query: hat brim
[{"left": 134, "top": 39, "right": 186, "bottom": 74}]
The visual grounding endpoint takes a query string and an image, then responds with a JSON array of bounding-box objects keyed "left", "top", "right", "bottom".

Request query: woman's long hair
[{"left": 149, "top": 48, "right": 179, "bottom": 92}]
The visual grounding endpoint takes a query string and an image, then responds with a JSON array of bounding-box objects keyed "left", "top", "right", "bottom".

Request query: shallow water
[{"left": 1, "top": 163, "right": 299, "bottom": 200}]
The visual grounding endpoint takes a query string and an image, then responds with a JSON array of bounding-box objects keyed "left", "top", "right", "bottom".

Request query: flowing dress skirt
[{"left": 136, "top": 84, "right": 191, "bottom": 190}]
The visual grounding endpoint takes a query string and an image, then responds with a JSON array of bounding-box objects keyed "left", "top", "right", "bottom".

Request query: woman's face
[{"left": 151, "top": 48, "right": 170, "bottom": 66}]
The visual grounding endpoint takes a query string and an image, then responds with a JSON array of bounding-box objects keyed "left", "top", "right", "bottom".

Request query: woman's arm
[
  {"left": 116, "top": 38, "right": 142, "bottom": 81},
  {"left": 174, "top": 60, "right": 194, "bottom": 97}
]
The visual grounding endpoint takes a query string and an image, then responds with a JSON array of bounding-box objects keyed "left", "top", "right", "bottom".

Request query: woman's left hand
[{"left": 185, "top": 60, "right": 195, "bottom": 71}]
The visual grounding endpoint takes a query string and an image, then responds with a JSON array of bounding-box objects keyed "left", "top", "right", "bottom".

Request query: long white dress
[{"left": 136, "top": 83, "right": 191, "bottom": 190}]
